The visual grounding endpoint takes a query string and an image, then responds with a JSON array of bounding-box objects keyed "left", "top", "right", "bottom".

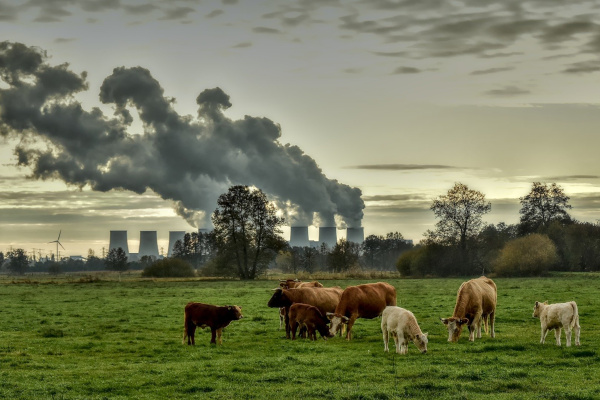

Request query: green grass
[{"left": 1, "top": 275, "right": 599, "bottom": 399}]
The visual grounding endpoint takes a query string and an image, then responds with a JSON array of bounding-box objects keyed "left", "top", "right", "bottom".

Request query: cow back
[
  {"left": 336, "top": 282, "right": 397, "bottom": 319},
  {"left": 285, "top": 287, "right": 343, "bottom": 314},
  {"left": 453, "top": 277, "right": 497, "bottom": 318}
]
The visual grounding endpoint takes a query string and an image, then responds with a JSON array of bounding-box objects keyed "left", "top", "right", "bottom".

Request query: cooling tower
[
  {"left": 109, "top": 230, "right": 129, "bottom": 255},
  {"left": 318, "top": 227, "right": 337, "bottom": 248},
  {"left": 167, "top": 231, "right": 186, "bottom": 257},
  {"left": 346, "top": 227, "right": 364, "bottom": 244},
  {"left": 138, "top": 231, "right": 160, "bottom": 258},
  {"left": 289, "top": 226, "right": 309, "bottom": 248}
]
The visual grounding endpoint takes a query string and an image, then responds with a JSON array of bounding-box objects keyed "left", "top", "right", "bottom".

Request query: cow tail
[{"left": 570, "top": 302, "right": 579, "bottom": 329}]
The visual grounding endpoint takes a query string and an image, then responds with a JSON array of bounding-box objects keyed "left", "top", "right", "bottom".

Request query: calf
[
  {"left": 533, "top": 301, "right": 580, "bottom": 347},
  {"left": 288, "top": 303, "right": 333, "bottom": 340},
  {"left": 277, "top": 280, "right": 323, "bottom": 329},
  {"left": 381, "top": 306, "right": 428, "bottom": 354},
  {"left": 183, "top": 302, "right": 243, "bottom": 345}
]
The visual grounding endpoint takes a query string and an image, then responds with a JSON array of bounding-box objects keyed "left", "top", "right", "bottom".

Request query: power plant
[
  {"left": 109, "top": 230, "right": 129, "bottom": 255},
  {"left": 138, "top": 231, "right": 160, "bottom": 259},
  {"left": 289, "top": 226, "right": 309, "bottom": 248},
  {"left": 318, "top": 227, "right": 337, "bottom": 248},
  {"left": 167, "top": 231, "right": 186, "bottom": 257},
  {"left": 346, "top": 227, "right": 365, "bottom": 244}
]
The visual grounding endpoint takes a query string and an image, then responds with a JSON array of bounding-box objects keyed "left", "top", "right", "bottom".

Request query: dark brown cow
[
  {"left": 327, "top": 282, "right": 397, "bottom": 341},
  {"left": 288, "top": 303, "right": 333, "bottom": 340},
  {"left": 267, "top": 287, "right": 343, "bottom": 339},
  {"left": 183, "top": 302, "right": 243, "bottom": 345},
  {"left": 277, "top": 279, "right": 323, "bottom": 329},
  {"left": 440, "top": 276, "right": 497, "bottom": 342}
]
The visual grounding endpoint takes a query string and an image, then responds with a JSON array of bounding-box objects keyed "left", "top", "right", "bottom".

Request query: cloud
[
  {"left": 541, "top": 175, "right": 600, "bottom": 182},
  {"left": 362, "top": 194, "right": 430, "bottom": 202},
  {"left": 123, "top": 4, "right": 158, "bottom": 15},
  {"left": 206, "top": 9, "right": 224, "bottom": 19},
  {"left": 232, "top": 42, "right": 252, "bottom": 48},
  {"left": 470, "top": 67, "right": 514, "bottom": 75},
  {"left": 484, "top": 85, "right": 530, "bottom": 96},
  {"left": 0, "top": 42, "right": 364, "bottom": 229},
  {"left": 392, "top": 66, "right": 421, "bottom": 74},
  {"left": 252, "top": 26, "right": 282, "bottom": 34},
  {"left": 346, "top": 164, "right": 458, "bottom": 171},
  {"left": 54, "top": 38, "right": 76, "bottom": 44},
  {"left": 159, "top": 6, "right": 195, "bottom": 21},
  {"left": 562, "top": 60, "right": 600, "bottom": 74}
]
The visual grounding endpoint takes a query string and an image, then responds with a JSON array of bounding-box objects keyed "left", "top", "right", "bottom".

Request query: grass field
[{"left": 0, "top": 273, "right": 599, "bottom": 399}]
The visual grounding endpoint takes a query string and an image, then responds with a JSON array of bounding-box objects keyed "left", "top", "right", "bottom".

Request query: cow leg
[
  {"left": 279, "top": 308, "right": 284, "bottom": 330},
  {"left": 490, "top": 310, "right": 496, "bottom": 338},
  {"left": 574, "top": 318, "right": 581, "bottom": 346},
  {"left": 565, "top": 327, "right": 572, "bottom": 347},
  {"left": 345, "top": 316, "right": 358, "bottom": 341},
  {"left": 383, "top": 329, "right": 389, "bottom": 352},
  {"left": 210, "top": 328, "right": 217, "bottom": 344},
  {"left": 291, "top": 321, "right": 298, "bottom": 340},
  {"left": 187, "top": 323, "right": 196, "bottom": 345},
  {"left": 541, "top": 327, "right": 549, "bottom": 344},
  {"left": 285, "top": 308, "right": 291, "bottom": 339},
  {"left": 216, "top": 328, "right": 223, "bottom": 345},
  {"left": 554, "top": 327, "right": 562, "bottom": 346},
  {"left": 393, "top": 332, "right": 401, "bottom": 354}
]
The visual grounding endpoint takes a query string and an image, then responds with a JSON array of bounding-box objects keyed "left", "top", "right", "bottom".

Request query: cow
[
  {"left": 381, "top": 306, "right": 428, "bottom": 354},
  {"left": 277, "top": 279, "right": 324, "bottom": 329},
  {"left": 183, "top": 302, "right": 243, "bottom": 345},
  {"left": 440, "top": 276, "right": 497, "bottom": 342},
  {"left": 288, "top": 303, "right": 333, "bottom": 340},
  {"left": 327, "top": 282, "right": 397, "bottom": 341},
  {"left": 533, "top": 301, "right": 580, "bottom": 347},
  {"left": 267, "top": 287, "right": 343, "bottom": 339}
]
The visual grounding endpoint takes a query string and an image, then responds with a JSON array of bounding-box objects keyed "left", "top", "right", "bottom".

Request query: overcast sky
[{"left": 1, "top": 0, "right": 600, "bottom": 257}]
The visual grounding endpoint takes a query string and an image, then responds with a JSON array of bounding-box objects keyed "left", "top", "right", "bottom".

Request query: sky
[{"left": 1, "top": 0, "right": 600, "bottom": 258}]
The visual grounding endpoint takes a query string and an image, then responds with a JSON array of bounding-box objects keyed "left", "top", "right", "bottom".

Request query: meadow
[{"left": 0, "top": 273, "right": 599, "bottom": 399}]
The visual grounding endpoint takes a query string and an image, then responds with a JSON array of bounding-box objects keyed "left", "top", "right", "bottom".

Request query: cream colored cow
[
  {"left": 532, "top": 301, "right": 580, "bottom": 347},
  {"left": 381, "top": 306, "right": 428, "bottom": 354}
]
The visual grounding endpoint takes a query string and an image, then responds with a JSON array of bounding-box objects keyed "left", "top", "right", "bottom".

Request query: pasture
[{"left": 0, "top": 274, "right": 599, "bottom": 399}]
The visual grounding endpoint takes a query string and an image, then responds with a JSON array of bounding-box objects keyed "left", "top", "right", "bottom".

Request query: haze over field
[{"left": 1, "top": 0, "right": 600, "bottom": 256}]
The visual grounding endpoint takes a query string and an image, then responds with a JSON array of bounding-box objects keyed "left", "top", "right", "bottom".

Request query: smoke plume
[{"left": 0, "top": 42, "right": 364, "bottom": 228}]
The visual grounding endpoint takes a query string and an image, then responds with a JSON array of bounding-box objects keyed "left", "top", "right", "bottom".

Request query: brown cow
[
  {"left": 288, "top": 303, "right": 333, "bottom": 340},
  {"left": 267, "top": 287, "right": 343, "bottom": 339},
  {"left": 327, "top": 282, "right": 397, "bottom": 341},
  {"left": 277, "top": 279, "right": 324, "bottom": 329},
  {"left": 183, "top": 302, "right": 243, "bottom": 345},
  {"left": 440, "top": 276, "right": 497, "bottom": 342}
]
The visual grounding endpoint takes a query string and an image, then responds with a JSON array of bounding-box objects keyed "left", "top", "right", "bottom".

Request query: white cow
[
  {"left": 532, "top": 301, "right": 580, "bottom": 347},
  {"left": 381, "top": 306, "right": 428, "bottom": 354}
]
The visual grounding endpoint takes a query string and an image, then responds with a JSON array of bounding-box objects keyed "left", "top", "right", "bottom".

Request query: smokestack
[
  {"left": 289, "top": 226, "right": 309, "bottom": 248},
  {"left": 109, "top": 230, "right": 129, "bottom": 256},
  {"left": 318, "top": 227, "right": 337, "bottom": 248},
  {"left": 346, "top": 227, "right": 364, "bottom": 244},
  {"left": 138, "top": 231, "right": 159, "bottom": 258},
  {"left": 167, "top": 231, "right": 186, "bottom": 257}
]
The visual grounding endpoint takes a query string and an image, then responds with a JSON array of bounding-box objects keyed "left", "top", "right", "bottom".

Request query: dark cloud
[
  {"left": 346, "top": 164, "right": 458, "bottom": 171},
  {"left": 0, "top": 42, "right": 364, "bottom": 229},
  {"left": 484, "top": 85, "right": 530, "bottom": 96},
  {"left": 362, "top": 194, "right": 429, "bottom": 202},
  {"left": 159, "top": 6, "right": 195, "bottom": 21},
  {"left": 81, "top": 0, "right": 121, "bottom": 13},
  {"left": 123, "top": 4, "right": 158, "bottom": 15},
  {"left": 252, "top": 26, "right": 282, "bottom": 34},
  {"left": 470, "top": 67, "right": 514, "bottom": 75},
  {"left": 232, "top": 42, "right": 252, "bottom": 48},
  {"left": 54, "top": 38, "right": 76, "bottom": 44},
  {"left": 206, "top": 9, "right": 224, "bottom": 18},
  {"left": 0, "top": 2, "right": 18, "bottom": 21},
  {"left": 392, "top": 66, "right": 421, "bottom": 74},
  {"left": 541, "top": 175, "right": 600, "bottom": 182},
  {"left": 563, "top": 60, "right": 600, "bottom": 74}
]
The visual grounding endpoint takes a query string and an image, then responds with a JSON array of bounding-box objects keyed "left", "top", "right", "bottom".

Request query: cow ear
[
  {"left": 460, "top": 318, "right": 469, "bottom": 325},
  {"left": 535, "top": 301, "right": 539, "bottom": 306},
  {"left": 440, "top": 318, "right": 449, "bottom": 325},
  {"left": 424, "top": 332, "right": 428, "bottom": 338},
  {"left": 342, "top": 316, "right": 350, "bottom": 322},
  {"left": 326, "top": 312, "right": 334, "bottom": 320},
  {"left": 415, "top": 334, "right": 420, "bottom": 340}
]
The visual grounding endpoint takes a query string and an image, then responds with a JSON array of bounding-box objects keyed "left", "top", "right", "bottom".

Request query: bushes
[
  {"left": 142, "top": 258, "right": 196, "bottom": 278},
  {"left": 493, "top": 234, "right": 558, "bottom": 277}
]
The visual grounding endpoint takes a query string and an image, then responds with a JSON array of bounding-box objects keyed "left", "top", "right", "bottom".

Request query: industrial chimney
[
  {"left": 167, "top": 231, "right": 186, "bottom": 257},
  {"left": 318, "top": 227, "right": 337, "bottom": 248},
  {"left": 138, "top": 231, "right": 160, "bottom": 259},
  {"left": 346, "top": 227, "right": 364, "bottom": 244},
  {"left": 109, "top": 230, "right": 129, "bottom": 256},
  {"left": 289, "top": 226, "right": 309, "bottom": 248}
]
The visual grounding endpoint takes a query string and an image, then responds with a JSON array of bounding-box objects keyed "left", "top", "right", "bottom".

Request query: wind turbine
[{"left": 49, "top": 230, "right": 65, "bottom": 261}]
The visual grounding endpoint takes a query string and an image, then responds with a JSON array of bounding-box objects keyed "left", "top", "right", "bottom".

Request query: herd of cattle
[{"left": 182, "top": 276, "right": 581, "bottom": 353}]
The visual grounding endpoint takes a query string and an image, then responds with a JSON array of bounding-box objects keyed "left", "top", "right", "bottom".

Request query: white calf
[
  {"left": 532, "top": 301, "right": 580, "bottom": 347},
  {"left": 381, "top": 306, "right": 428, "bottom": 354}
]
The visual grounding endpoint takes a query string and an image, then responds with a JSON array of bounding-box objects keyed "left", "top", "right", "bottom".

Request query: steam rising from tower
[{"left": 0, "top": 42, "right": 364, "bottom": 230}]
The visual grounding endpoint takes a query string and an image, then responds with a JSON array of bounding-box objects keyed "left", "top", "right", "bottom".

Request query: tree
[
  {"left": 0, "top": 251, "right": 4, "bottom": 270},
  {"left": 7, "top": 248, "right": 28, "bottom": 275},
  {"left": 300, "top": 246, "right": 318, "bottom": 273},
  {"left": 428, "top": 183, "right": 491, "bottom": 252},
  {"left": 105, "top": 247, "right": 128, "bottom": 277},
  {"left": 212, "top": 185, "right": 286, "bottom": 279},
  {"left": 493, "top": 234, "right": 558, "bottom": 276},
  {"left": 327, "top": 239, "right": 360, "bottom": 273},
  {"left": 519, "top": 182, "right": 572, "bottom": 233}
]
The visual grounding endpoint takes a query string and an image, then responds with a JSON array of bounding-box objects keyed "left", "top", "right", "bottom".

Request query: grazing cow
[
  {"left": 381, "top": 306, "right": 428, "bottom": 354},
  {"left": 327, "top": 282, "right": 397, "bottom": 340},
  {"left": 288, "top": 303, "right": 333, "bottom": 340},
  {"left": 277, "top": 280, "right": 323, "bottom": 329},
  {"left": 183, "top": 302, "right": 243, "bottom": 345},
  {"left": 441, "top": 276, "right": 497, "bottom": 342},
  {"left": 267, "top": 287, "right": 343, "bottom": 339},
  {"left": 533, "top": 301, "right": 580, "bottom": 347}
]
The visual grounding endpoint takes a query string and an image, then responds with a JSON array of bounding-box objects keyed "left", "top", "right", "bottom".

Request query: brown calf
[
  {"left": 183, "top": 302, "right": 243, "bottom": 345},
  {"left": 288, "top": 303, "right": 333, "bottom": 340}
]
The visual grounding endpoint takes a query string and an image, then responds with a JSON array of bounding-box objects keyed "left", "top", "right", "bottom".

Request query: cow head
[
  {"left": 279, "top": 279, "right": 300, "bottom": 289},
  {"left": 326, "top": 312, "right": 349, "bottom": 337},
  {"left": 414, "top": 333, "right": 429, "bottom": 354},
  {"left": 267, "top": 289, "right": 291, "bottom": 308},
  {"left": 228, "top": 305, "right": 243, "bottom": 320},
  {"left": 532, "top": 301, "right": 548, "bottom": 318},
  {"left": 440, "top": 317, "right": 469, "bottom": 342}
]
